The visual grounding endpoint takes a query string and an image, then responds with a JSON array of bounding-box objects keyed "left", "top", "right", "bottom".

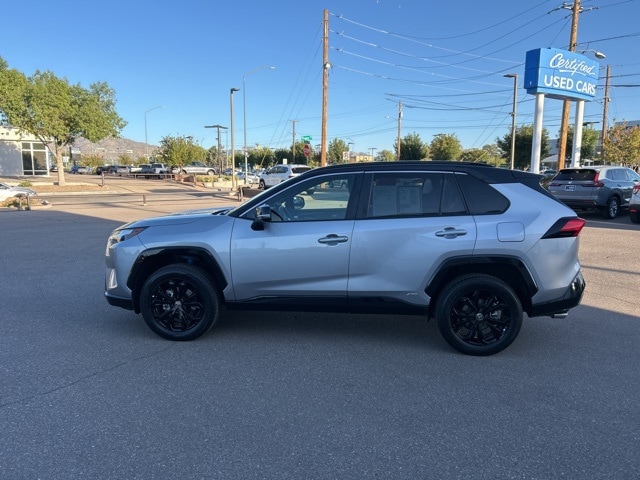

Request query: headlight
[{"left": 106, "top": 226, "right": 147, "bottom": 254}]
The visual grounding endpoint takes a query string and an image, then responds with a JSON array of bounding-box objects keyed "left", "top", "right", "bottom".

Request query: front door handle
[{"left": 318, "top": 234, "right": 349, "bottom": 245}]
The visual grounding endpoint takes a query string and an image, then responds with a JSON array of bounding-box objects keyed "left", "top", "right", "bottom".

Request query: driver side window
[{"left": 266, "top": 174, "right": 355, "bottom": 222}]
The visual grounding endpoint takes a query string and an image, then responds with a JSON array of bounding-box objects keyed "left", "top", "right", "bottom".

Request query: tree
[
  {"left": 603, "top": 123, "right": 640, "bottom": 166},
  {"left": 378, "top": 149, "right": 395, "bottom": 161},
  {"left": 245, "top": 146, "right": 275, "bottom": 170},
  {"left": 460, "top": 144, "right": 503, "bottom": 166},
  {"left": 328, "top": 138, "right": 349, "bottom": 164},
  {"left": 396, "top": 132, "right": 428, "bottom": 160},
  {"left": 496, "top": 125, "right": 550, "bottom": 170},
  {"left": 562, "top": 125, "right": 600, "bottom": 162},
  {"left": 430, "top": 133, "right": 462, "bottom": 160},
  {"left": 156, "top": 135, "right": 207, "bottom": 168},
  {"left": 0, "top": 57, "right": 126, "bottom": 185}
]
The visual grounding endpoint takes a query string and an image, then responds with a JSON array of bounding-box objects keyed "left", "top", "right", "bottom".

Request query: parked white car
[
  {"left": 258, "top": 164, "right": 312, "bottom": 189},
  {"left": 0, "top": 183, "right": 37, "bottom": 202}
]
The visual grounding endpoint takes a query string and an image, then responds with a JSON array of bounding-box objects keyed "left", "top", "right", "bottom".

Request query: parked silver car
[
  {"left": 105, "top": 162, "right": 586, "bottom": 356},
  {"left": 548, "top": 166, "right": 640, "bottom": 218},
  {"left": 172, "top": 161, "right": 218, "bottom": 176}
]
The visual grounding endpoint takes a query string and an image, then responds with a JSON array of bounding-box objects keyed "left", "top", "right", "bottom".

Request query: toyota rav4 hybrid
[{"left": 105, "top": 162, "right": 586, "bottom": 356}]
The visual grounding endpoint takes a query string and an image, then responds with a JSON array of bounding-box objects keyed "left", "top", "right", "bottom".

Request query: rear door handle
[{"left": 435, "top": 227, "right": 467, "bottom": 238}]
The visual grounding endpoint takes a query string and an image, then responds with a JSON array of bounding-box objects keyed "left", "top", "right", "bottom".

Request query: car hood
[{"left": 119, "top": 206, "right": 234, "bottom": 230}]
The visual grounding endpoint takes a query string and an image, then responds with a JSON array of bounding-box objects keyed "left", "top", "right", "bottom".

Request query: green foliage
[
  {"left": 156, "top": 135, "right": 207, "bottom": 167},
  {"left": 430, "top": 133, "right": 462, "bottom": 160},
  {"left": 397, "top": 132, "right": 429, "bottom": 160},
  {"left": 603, "top": 123, "right": 640, "bottom": 165},
  {"left": 561, "top": 125, "right": 600, "bottom": 161},
  {"left": 18, "top": 181, "right": 32, "bottom": 187},
  {"left": 249, "top": 146, "right": 276, "bottom": 169},
  {"left": 82, "top": 153, "right": 106, "bottom": 168},
  {"left": 459, "top": 144, "right": 503, "bottom": 166},
  {"left": 0, "top": 56, "right": 126, "bottom": 185},
  {"left": 496, "top": 125, "right": 550, "bottom": 170},
  {"left": 328, "top": 138, "right": 349, "bottom": 164},
  {"left": 378, "top": 149, "right": 395, "bottom": 161}
]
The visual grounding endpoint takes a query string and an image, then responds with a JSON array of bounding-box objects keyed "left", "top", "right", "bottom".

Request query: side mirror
[
  {"left": 251, "top": 204, "right": 272, "bottom": 231},
  {"left": 292, "top": 195, "right": 305, "bottom": 210}
]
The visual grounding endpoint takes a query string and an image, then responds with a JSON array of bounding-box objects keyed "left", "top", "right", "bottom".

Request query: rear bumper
[{"left": 530, "top": 271, "right": 586, "bottom": 317}]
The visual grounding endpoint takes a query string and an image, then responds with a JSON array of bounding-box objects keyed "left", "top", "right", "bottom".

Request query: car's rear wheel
[
  {"left": 436, "top": 274, "right": 522, "bottom": 356},
  {"left": 140, "top": 264, "right": 221, "bottom": 341},
  {"left": 602, "top": 196, "right": 620, "bottom": 219}
]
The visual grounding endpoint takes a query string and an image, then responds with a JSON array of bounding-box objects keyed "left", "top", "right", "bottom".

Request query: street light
[
  {"left": 580, "top": 49, "right": 606, "bottom": 59},
  {"left": 144, "top": 105, "right": 165, "bottom": 158},
  {"left": 504, "top": 73, "right": 518, "bottom": 170},
  {"left": 369, "top": 147, "right": 377, "bottom": 161},
  {"left": 230, "top": 88, "right": 240, "bottom": 190},
  {"left": 243, "top": 66, "right": 275, "bottom": 183}
]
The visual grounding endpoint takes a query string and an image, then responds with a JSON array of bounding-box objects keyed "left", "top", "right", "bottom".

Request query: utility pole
[
  {"left": 556, "top": 0, "right": 581, "bottom": 170},
  {"left": 291, "top": 119, "right": 298, "bottom": 164},
  {"left": 321, "top": 9, "right": 329, "bottom": 167},
  {"left": 397, "top": 101, "right": 402, "bottom": 161},
  {"left": 601, "top": 64, "right": 611, "bottom": 160},
  {"left": 204, "top": 124, "right": 227, "bottom": 173}
]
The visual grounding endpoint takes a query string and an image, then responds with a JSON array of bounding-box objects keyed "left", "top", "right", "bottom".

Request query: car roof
[{"left": 305, "top": 161, "right": 541, "bottom": 184}]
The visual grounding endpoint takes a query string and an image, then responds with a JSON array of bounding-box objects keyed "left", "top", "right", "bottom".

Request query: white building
[{"left": 0, "top": 126, "right": 53, "bottom": 176}]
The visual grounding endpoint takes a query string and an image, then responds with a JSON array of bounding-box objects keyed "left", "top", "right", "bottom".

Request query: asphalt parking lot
[{"left": 1, "top": 177, "right": 639, "bottom": 479}]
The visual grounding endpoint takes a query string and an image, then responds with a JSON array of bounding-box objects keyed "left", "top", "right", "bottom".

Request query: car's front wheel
[
  {"left": 139, "top": 264, "right": 221, "bottom": 341},
  {"left": 436, "top": 274, "right": 522, "bottom": 356},
  {"left": 602, "top": 196, "right": 620, "bottom": 219}
]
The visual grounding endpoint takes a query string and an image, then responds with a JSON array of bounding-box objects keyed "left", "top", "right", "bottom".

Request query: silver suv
[
  {"left": 259, "top": 164, "right": 312, "bottom": 189},
  {"left": 548, "top": 166, "right": 640, "bottom": 218},
  {"left": 105, "top": 162, "right": 586, "bottom": 356}
]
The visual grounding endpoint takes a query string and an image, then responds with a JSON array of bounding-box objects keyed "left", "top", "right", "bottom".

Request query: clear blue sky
[{"left": 3, "top": 0, "right": 639, "bottom": 155}]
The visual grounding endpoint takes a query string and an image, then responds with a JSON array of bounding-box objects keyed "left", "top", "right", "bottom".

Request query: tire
[
  {"left": 436, "top": 274, "right": 523, "bottom": 356},
  {"left": 259, "top": 179, "right": 266, "bottom": 190},
  {"left": 602, "top": 196, "right": 620, "bottom": 219},
  {"left": 630, "top": 210, "right": 640, "bottom": 224},
  {"left": 206, "top": 170, "right": 215, "bottom": 176},
  {"left": 139, "top": 264, "right": 221, "bottom": 341}
]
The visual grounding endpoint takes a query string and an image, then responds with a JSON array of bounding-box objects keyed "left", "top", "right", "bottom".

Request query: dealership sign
[{"left": 524, "top": 48, "right": 599, "bottom": 101}]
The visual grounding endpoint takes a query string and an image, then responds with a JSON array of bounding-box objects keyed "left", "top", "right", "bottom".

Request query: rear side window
[
  {"left": 554, "top": 169, "right": 597, "bottom": 181},
  {"left": 366, "top": 172, "right": 467, "bottom": 218},
  {"left": 455, "top": 173, "right": 509, "bottom": 215},
  {"left": 291, "top": 167, "right": 312, "bottom": 174}
]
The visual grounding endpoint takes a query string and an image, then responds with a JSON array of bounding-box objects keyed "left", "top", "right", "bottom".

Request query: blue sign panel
[{"left": 524, "top": 48, "right": 599, "bottom": 101}]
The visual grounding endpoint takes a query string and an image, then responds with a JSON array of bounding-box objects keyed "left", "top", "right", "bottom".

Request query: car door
[
  {"left": 229, "top": 173, "right": 359, "bottom": 307},
  {"left": 348, "top": 171, "right": 477, "bottom": 309}
]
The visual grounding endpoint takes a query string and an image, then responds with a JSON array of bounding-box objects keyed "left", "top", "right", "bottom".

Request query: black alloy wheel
[
  {"left": 436, "top": 274, "right": 523, "bottom": 356},
  {"left": 140, "top": 264, "right": 221, "bottom": 341}
]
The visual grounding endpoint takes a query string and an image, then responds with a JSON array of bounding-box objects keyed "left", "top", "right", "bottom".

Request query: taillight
[
  {"left": 633, "top": 184, "right": 640, "bottom": 194},
  {"left": 541, "top": 217, "right": 586, "bottom": 239},
  {"left": 588, "top": 172, "right": 605, "bottom": 187}
]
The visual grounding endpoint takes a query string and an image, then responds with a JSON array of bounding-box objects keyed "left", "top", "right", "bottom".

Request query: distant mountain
[{"left": 73, "top": 137, "right": 157, "bottom": 162}]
